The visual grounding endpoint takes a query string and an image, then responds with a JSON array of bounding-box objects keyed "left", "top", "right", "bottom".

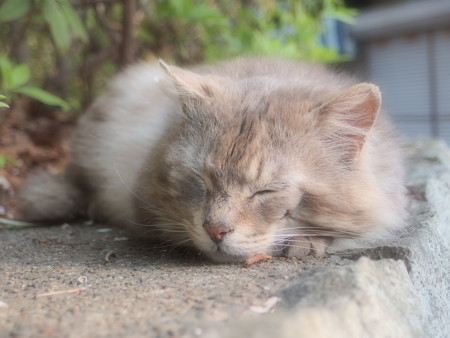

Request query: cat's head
[{"left": 138, "top": 60, "right": 386, "bottom": 262}]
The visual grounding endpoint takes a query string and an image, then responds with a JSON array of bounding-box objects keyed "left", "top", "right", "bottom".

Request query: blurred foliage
[
  {"left": 0, "top": 94, "right": 8, "bottom": 108},
  {"left": 0, "top": 153, "right": 15, "bottom": 169},
  {"left": 0, "top": 0, "right": 355, "bottom": 112},
  {"left": 0, "top": 55, "right": 70, "bottom": 111}
]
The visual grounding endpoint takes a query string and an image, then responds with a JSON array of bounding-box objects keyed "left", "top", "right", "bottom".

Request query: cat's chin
[
  {"left": 199, "top": 245, "right": 259, "bottom": 263},
  {"left": 196, "top": 239, "right": 269, "bottom": 263}
]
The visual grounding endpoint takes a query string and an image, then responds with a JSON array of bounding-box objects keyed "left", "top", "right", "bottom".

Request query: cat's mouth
[{"left": 191, "top": 229, "right": 270, "bottom": 262}]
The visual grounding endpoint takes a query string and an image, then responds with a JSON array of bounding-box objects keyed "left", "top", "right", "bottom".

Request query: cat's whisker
[
  {"left": 271, "top": 239, "right": 315, "bottom": 245},
  {"left": 274, "top": 232, "right": 350, "bottom": 238},
  {"left": 152, "top": 238, "right": 193, "bottom": 249},
  {"left": 271, "top": 243, "right": 339, "bottom": 254},
  {"left": 153, "top": 217, "right": 189, "bottom": 227},
  {"left": 127, "top": 219, "right": 187, "bottom": 232},
  {"left": 153, "top": 234, "right": 188, "bottom": 244},
  {"left": 272, "top": 237, "right": 355, "bottom": 250},
  {"left": 137, "top": 228, "right": 158, "bottom": 237},
  {"left": 275, "top": 227, "right": 363, "bottom": 238},
  {"left": 276, "top": 226, "right": 361, "bottom": 234},
  {"left": 113, "top": 165, "right": 158, "bottom": 210},
  {"left": 155, "top": 229, "right": 189, "bottom": 234},
  {"left": 270, "top": 245, "right": 313, "bottom": 252},
  {"left": 141, "top": 205, "right": 177, "bottom": 218},
  {"left": 127, "top": 219, "right": 157, "bottom": 227},
  {"left": 151, "top": 221, "right": 185, "bottom": 227},
  {"left": 273, "top": 233, "right": 359, "bottom": 239},
  {"left": 141, "top": 204, "right": 174, "bottom": 214}
]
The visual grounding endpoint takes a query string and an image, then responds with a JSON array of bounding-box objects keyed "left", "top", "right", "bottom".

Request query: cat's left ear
[
  {"left": 318, "top": 83, "right": 381, "bottom": 159},
  {"left": 159, "top": 59, "right": 215, "bottom": 100}
]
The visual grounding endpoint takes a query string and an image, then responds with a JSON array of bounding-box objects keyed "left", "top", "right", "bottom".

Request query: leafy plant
[
  {"left": 0, "top": 0, "right": 89, "bottom": 109},
  {"left": 0, "top": 0, "right": 355, "bottom": 110},
  {"left": 0, "top": 94, "right": 8, "bottom": 108},
  {"left": 146, "top": 0, "right": 356, "bottom": 63},
  {"left": 0, "top": 0, "right": 88, "bottom": 52},
  {"left": 0, "top": 55, "right": 70, "bottom": 111}
]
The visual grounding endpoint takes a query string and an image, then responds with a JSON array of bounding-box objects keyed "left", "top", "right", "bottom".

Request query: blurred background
[
  {"left": 0, "top": 0, "right": 449, "bottom": 219},
  {"left": 348, "top": 0, "right": 450, "bottom": 145}
]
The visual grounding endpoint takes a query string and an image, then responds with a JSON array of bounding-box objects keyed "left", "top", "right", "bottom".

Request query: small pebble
[
  {"left": 77, "top": 276, "right": 88, "bottom": 283},
  {"left": 104, "top": 251, "right": 117, "bottom": 262},
  {"left": 0, "top": 176, "right": 11, "bottom": 190},
  {"left": 0, "top": 300, "right": 8, "bottom": 308},
  {"left": 97, "top": 228, "right": 112, "bottom": 233}
]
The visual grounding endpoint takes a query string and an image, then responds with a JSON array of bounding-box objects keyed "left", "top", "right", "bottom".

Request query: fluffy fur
[{"left": 20, "top": 57, "right": 407, "bottom": 262}]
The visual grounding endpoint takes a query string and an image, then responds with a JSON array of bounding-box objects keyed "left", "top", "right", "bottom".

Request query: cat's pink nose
[{"left": 203, "top": 222, "right": 234, "bottom": 243}]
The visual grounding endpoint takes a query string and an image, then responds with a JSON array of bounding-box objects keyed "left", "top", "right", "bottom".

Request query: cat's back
[
  {"left": 69, "top": 62, "right": 181, "bottom": 222},
  {"left": 195, "top": 57, "right": 355, "bottom": 99}
]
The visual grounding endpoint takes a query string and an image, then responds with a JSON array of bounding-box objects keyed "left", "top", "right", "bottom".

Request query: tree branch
[{"left": 119, "top": 0, "right": 137, "bottom": 68}]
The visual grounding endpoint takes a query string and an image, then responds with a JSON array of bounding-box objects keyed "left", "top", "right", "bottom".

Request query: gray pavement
[{"left": 0, "top": 220, "right": 338, "bottom": 337}]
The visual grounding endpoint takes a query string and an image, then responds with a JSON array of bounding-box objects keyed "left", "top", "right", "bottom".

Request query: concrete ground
[
  {"left": 1, "top": 139, "right": 450, "bottom": 337},
  {"left": 0, "top": 219, "right": 342, "bottom": 337}
]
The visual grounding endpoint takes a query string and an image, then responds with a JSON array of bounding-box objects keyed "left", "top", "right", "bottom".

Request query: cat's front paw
[{"left": 283, "top": 236, "right": 332, "bottom": 258}]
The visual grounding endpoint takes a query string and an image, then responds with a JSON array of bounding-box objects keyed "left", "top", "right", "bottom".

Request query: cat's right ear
[
  {"left": 159, "top": 59, "right": 215, "bottom": 100},
  {"left": 316, "top": 83, "right": 381, "bottom": 162}
]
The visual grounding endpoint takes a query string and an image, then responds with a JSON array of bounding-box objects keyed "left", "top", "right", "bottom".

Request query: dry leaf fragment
[
  {"left": 36, "top": 288, "right": 85, "bottom": 297},
  {"left": 243, "top": 254, "right": 273, "bottom": 267},
  {"left": 250, "top": 296, "right": 280, "bottom": 313}
]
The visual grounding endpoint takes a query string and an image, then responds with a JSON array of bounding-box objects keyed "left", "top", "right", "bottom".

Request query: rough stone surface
[
  {"left": 1, "top": 139, "right": 449, "bottom": 337},
  {"left": 402, "top": 140, "right": 450, "bottom": 337},
  {"left": 207, "top": 258, "right": 424, "bottom": 338}
]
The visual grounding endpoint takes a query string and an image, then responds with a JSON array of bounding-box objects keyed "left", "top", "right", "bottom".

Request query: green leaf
[
  {"left": 42, "top": 0, "right": 71, "bottom": 52},
  {"left": 10, "top": 64, "right": 30, "bottom": 89},
  {"left": 59, "top": 0, "right": 88, "bottom": 42},
  {"left": 14, "top": 86, "right": 70, "bottom": 111},
  {"left": 172, "top": 0, "right": 190, "bottom": 16},
  {"left": 0, "top": 95, "right": 6, "bottom": 100},
  {"left": 186, "top": 5, "right": 224, "bottom": 23},
  {"left": 0, "top": 55, "right": 13, "bottom": 90},
  {"left": 0, "top": 102, "right": 9, "bottom": 108},
  {"left": 0, "top": 0, "right": 32, "bottom": 23},
  {"left": 0, "top": 154, "right": 14, "bottom": 168},
  {"left": 0, "top": 217, "right": 47, "bottom": 229}
]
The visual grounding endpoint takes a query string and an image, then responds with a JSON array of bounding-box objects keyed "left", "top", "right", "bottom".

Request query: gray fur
[{"left": 20, "top": 57, "right": 407, "bottom": 262}]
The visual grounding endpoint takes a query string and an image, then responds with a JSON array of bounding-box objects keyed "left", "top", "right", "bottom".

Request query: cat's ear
[
  {"left": 159, "top": 59, "right": 215, "bottom": 99},
  {"left": 318, "top": 83, "right": 381, "bottom": 160}
]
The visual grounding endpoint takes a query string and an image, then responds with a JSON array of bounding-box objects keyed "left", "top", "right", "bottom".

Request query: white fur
[{"left": 70, "top": 63, "right": 181, "bottom": 222}]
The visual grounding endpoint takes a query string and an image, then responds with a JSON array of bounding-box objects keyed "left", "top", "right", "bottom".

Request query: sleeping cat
[{"left": 19, "top": 57, "right": 407, "bottom": 262}]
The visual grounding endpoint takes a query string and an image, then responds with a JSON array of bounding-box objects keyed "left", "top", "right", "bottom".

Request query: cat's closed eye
[
  {"left": 251, "top": 189, "right": 278, "bottom": 198},
  {"left": 250, "top": 183, "right": 290, "bottom": 199}
]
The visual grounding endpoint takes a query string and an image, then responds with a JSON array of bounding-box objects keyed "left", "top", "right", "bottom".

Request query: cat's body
[{"left": 20, "top": 57, "right": 407, "bottom": 262}]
